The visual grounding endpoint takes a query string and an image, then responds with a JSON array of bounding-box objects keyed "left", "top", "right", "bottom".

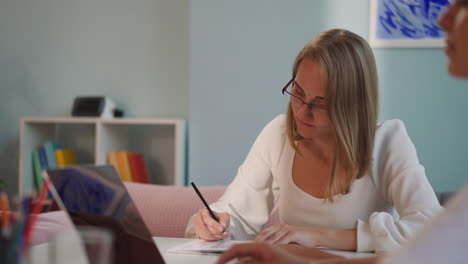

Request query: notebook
[{"left": 44, "top": 165, "right": 165, "bottom": 264}]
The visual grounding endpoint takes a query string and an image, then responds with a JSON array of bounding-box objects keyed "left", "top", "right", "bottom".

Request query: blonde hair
[{"left": 286, "top": 29, "right": 379, "bottom": 200}]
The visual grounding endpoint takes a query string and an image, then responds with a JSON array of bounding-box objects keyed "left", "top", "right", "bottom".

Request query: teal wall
[
  {"left": 189, "top": 0, "right": 468, "bottom": 191},
  {"left": 0, "top": 0, "right": 189, "bottom": 196}
]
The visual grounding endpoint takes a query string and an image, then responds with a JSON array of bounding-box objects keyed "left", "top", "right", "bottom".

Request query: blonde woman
[{"left": 186, "top": 29, "right": 441, "bottom": 253}]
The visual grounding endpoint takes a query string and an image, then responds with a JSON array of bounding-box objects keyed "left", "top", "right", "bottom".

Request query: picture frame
[{"left": 369, "top": 0, "right": 453, "bottom": 48}]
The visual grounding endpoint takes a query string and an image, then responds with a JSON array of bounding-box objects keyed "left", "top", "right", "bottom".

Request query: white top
[
  {"left": 185, "top": 115, "right": 442, "bottom": 253},
  {"left": 379, "top": 185, "right": 468, "bottom": 264}
]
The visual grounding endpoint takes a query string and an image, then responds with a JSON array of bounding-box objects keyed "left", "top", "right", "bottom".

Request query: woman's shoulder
[
  {"left": 258, "top": 114, "right": 287, "bottom": 140},
  {"left": 267, "top": 114, "right": 287, "bottom": 128},
  {"left": 375, "top": 119, "right": 411, "bottom": 145},
  {"left": 376, "top": 119, "right": 407, "bottom": 133},
  {"left": 372, "top": 119, "right": 419, "bottom": 174},
  {"left": 250, "top": 114, "right": 289, "bottom": 164}
]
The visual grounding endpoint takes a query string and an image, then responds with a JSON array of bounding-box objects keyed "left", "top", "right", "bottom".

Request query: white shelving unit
[{"left": 19, "top": 117, "right": 187, "bottom": 194}]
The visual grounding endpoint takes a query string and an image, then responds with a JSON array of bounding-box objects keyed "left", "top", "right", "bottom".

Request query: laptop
[{"left": 44, "top": 165, "right": 165, "bottom": 264}]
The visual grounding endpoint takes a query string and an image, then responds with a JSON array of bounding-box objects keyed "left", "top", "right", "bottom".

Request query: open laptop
[{"left": 44, "top": 165, "right": 165, "bottom": 264}]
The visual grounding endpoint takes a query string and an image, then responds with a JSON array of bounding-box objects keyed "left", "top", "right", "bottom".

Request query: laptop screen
[{"left": 45, "top": 165, "right": 165, "bottom": 264}]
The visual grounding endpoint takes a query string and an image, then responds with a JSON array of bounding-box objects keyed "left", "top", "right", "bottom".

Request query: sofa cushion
[
  {"left": 124, "top": 183, "right": 280, "bottom": 238},
  {"left": 124, "top": 182, "right": 227, "bottom": 238}
]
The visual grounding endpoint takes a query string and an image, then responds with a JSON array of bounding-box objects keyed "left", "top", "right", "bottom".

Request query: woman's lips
[{"left": 299, "top": 120, "right": 314, "bottom": 127}]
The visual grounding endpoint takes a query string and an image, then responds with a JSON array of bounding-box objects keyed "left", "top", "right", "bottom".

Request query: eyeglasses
[{"left": 281, "top": 78, "right": 327, "bottom": 112}]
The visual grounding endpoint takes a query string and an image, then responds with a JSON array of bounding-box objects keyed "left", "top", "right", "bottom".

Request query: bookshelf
[{"left": 19, "top": 117, "right": 187, "bottom": 194}]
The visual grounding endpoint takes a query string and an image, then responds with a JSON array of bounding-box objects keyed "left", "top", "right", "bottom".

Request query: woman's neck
[{"left": 298, "top": 136, "right": 336, "bottom": 165}]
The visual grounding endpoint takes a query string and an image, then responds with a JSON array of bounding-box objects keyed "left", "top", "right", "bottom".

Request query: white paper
[{"left": 167, "top": 239, "right": 245, "bottom": 254}]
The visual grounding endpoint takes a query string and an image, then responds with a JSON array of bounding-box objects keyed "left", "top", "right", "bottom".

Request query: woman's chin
[{"left": 297, "top": 128, "right": 318, "bottom": 139}]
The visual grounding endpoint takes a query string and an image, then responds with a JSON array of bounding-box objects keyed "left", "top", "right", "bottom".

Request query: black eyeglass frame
[{"left": 281, "top": 78, "right": 327, "bottom": 111}]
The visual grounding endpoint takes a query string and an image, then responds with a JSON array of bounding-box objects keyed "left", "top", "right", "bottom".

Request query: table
[
  {"left": 30, "top": 237, "right": 376, "bottom": 264},
  {"left": 155, "top": 237, "right": 376, "bottom": 264}
]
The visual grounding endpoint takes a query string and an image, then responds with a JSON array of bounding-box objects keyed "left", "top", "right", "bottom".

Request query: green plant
[{"left": 0, "top": 178, "right": 5, "bottom": 190}]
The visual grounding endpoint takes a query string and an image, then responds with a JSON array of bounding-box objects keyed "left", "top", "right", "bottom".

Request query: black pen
[{"left": 191, "top": 182, "right": 219, "bottom": 222}]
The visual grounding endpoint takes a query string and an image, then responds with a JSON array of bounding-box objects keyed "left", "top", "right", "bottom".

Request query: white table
[
  {"left": 30, "top": 237, "right": 375, "bottom": 264},
  {"left": 155, "top": 237, "right": 376, "bottom": 264}
]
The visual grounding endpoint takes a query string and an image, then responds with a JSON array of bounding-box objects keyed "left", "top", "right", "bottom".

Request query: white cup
[{"left": 48, "top": 226, "right": 113, "bottom": 264}]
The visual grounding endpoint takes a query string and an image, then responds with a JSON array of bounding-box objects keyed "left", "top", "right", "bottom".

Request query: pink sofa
[
  {"left": 31, "top": 183, "right": 279, "bottom": 245},
  {"left": 125, "top": 182, "right": 227, "bottom": 237},
  {"left": 125, "top": 182, "right": 280, "bottom": 237}
]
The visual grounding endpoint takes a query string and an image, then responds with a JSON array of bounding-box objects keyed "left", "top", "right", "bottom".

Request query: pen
[{"left": 190, "top": 182, "right": 219, "bottom": 222}]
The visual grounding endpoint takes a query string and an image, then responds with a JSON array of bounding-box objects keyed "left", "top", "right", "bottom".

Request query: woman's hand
[
  {"left": 217, "top": 241, "right": 377, "bottom": 264},
  {"left": 255, "top": 224, "right": 321, "bottom": 247},
  {"left": 256, "top": 224, "right": 357, "bottom": 251},
  {"left": 216, "top": 242, "right": 313, "bottom": 264},
  {"left": 193, "top": 208, "right": 231, "bottom": 241}
]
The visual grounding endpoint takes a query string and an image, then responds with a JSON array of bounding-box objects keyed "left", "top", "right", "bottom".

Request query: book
[
  {"left": 31, "top": 150, "right": 43, "bottom": 191},
  {"left": 107, "top": 151, "right": 133, "bottom": 182},
  {"left": 55, "top": 149, "right": 77, "bottom": 168},
  {"left": 107, "top": 151, "right": 120, "bottom": 177},
  {"left": 43, "top": 141, "right": 61, "bottom": 169},
  {"left": 38, "top": 147, "right": 49, "bottom": 170},
  {"left": 128, "top": 153, "right": 151, "bottom": 183},
  {"left": 116, "top": 151, "right": 133, "bottom": 182}
]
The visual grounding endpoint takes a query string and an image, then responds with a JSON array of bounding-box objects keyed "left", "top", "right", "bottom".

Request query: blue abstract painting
[{"left": 370, "top": 0, "right": 453, "bottom": 47}]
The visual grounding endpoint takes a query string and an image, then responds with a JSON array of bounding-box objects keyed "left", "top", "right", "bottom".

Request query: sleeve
[
  {"left": 185, "top": 116, "right": 285, "bottom": 240},
  {"left": 378, "top": 186, "right": 468, "bottom": 264},
  {"left": 356, "top": 120, "right": 443, "bottom": 253}
]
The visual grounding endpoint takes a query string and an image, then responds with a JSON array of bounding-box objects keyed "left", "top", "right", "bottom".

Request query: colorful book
[
  {"left": 43, "top": 141, "right": 61, "bottom": 169},
  {"left": 38, "top": 147, "right": 49, "bottom": 170},
  {"left": 107, "top": 151, "right": 133, "bottom": 182},
  {"left": 116, "top": 151, "right": 133, "bottom": 182},
  {"left": 55, "top": 149, "right": 77, "bottom": 168},
  {"left": 31, "top": 150, "right": 43, "bottom": 191},
  {"left": 107, "top": 151, "right": 120, "bottom": 176},
  {"left": 128, "top": 152, "right": 151, "bottom": 183}
]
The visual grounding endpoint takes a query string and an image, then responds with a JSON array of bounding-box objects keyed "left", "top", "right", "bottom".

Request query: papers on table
[{"left": 167, "top": 239, "right": 245, "bottom": 255}]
